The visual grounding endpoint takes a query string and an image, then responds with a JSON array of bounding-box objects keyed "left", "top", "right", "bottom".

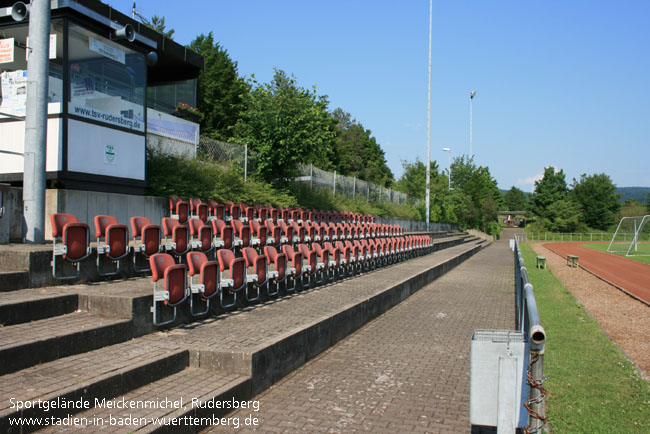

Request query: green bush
[
  {"left": 486, "top": 221, "right": 501, "bottom": 239},
  {"left": 145, "top": 149, "right": 296, "bottom": 206},
  {"left": 146, "top": 151, "right": 421, "bottom": 220}
]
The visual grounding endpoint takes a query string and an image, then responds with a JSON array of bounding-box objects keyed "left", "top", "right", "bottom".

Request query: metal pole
[
  {"left": 425, "top": 0, "right": 432, "bottom": 231},
  {"left": 244, "top": 143, "right": 248, "bottom": 180},
  {"left": 353, "top": 176, "right": 356, "bottom": 199},
  {"left": 470, "top": 92, "right": 473, "bottom": 157},
  {"left": 23, "top": 0, "right": 51, "bottom": 244},
  {"left": 333, "top": 170, "right": 336, "bottom": 197},
  {"left": 310, "top": 163, "right": 313, "bottom": 190}
]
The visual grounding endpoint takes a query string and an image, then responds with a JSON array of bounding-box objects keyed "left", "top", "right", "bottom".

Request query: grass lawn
[
  {"left": 581, "top": 242, "right": 650, "bottom": 265},
  {"left": 520, "top": 243, "right": 650, "bottom": 433}
]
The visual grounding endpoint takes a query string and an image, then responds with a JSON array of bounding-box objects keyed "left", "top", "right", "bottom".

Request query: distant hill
[
  {"left": 500, "top": 187, "right": 648, "bottom": 203},
  {"left": 617, "top": 187, "right": 650, "bottom": 203}
]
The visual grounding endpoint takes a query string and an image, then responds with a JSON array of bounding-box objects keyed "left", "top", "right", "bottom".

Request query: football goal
[{"left": 607, "top": 215, "right": 650, "bottom": 257}]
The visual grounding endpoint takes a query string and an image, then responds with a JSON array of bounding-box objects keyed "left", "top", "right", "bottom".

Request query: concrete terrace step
[
  {"left": 0, "top": 312, "right": 132, "bottom": 375},
  {"left": 39, "top": 368, "right": 251, "bottom": 433},
  {"left": 0, "top": 269, "right": 30, "bottom": 292},
  {"left": 0, "top": 339, "right": 188, "bottom": 433},
  {"left": 0, "top": 288, "right": 78, "bottom": 326},
  {"left": 1, "top": 238, "right": 482, "bottom": 433},
  {"left": 152, "top": 240, "right": 485, "bottom": 395}
]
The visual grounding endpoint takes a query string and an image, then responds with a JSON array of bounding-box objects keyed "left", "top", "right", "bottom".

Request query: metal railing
[
  {"left": 515, "top": 232, "right": 650, "bottom": 243},
  {"left": 514, "top": 238, "right": 547, "bottom": 433}
]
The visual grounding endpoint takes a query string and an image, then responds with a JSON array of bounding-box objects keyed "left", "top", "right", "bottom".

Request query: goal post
[{"left": 607, "top": 215, "right": 650, "bottom": 256}]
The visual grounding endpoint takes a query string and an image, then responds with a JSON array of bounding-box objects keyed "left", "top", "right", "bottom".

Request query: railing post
[{"left": 527, "top": 352, "right": 547, "bottom": 432}]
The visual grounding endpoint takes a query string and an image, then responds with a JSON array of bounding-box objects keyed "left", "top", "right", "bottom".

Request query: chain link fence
[
  {"left": 296, "top": 163, "right": 415, "bottom": 206},
  {"left": 195, "top": 139, "right": 416, "bottom": 206},
  {"left": 196, "top": 136, "right": 257, "bottom": 178}
]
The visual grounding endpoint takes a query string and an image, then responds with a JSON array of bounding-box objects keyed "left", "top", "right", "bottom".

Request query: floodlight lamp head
[
  {"left": 470, "top": 90, "right": 476, "bottom": 99},
  {"left": 443, "top": 147, "right": 451, "bottom": 152}
]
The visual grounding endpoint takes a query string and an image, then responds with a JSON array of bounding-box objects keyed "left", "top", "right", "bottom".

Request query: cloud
[
  {"left": 517, "top": 166, "right": 560, "bottom": 189},
  {"left": 517, "top": 173, "right": 544, "bottom": 187}
]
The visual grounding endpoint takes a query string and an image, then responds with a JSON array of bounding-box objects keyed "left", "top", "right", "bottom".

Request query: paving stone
[{"left": 202, "top": 237, "right": 514, "bottom": 433}]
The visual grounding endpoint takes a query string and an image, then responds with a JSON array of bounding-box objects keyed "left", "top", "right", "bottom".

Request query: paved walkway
[{"left": 206, "top": 237, "right": 515, "bottom": 433}]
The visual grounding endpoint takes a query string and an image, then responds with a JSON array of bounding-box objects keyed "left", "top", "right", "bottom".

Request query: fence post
[
  {"left": 367, "top": 185, "right": 369, "bottom": 202},
  {"left": 244, "top": 143, "right": 248, "bottom": 181},
  {"left": 310, "top": 163, "right": 313, "bottom": 190},
  {"left": 333, "top": 170, "right": 337, "bottom": 197},
  {"left": 353, "top": 176, "right": 356, "bottom": 199}
]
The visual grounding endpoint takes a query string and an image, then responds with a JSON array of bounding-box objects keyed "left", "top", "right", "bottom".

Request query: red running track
[{"left": 544, "top": 242, "right": 650, "bottom": 305}]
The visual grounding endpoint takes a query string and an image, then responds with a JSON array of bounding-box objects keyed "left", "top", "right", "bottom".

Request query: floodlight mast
[{"left": 425, "top": 0, "right": 433, "bottom": 232}]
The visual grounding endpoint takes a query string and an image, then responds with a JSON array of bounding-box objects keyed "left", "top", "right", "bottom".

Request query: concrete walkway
[{"left": 205, "top": 236, "right": 515, "bottom": 433}]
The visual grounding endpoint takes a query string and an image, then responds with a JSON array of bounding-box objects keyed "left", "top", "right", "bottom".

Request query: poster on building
[
  {"left": 1, "top": 70, "right": 28, "bottom": 109},
  {"left": 88, "top": 37, "right": 125, "bottom": 64},
  {"left": 0, "top": 38, "right": 14, "bottom": 64}
]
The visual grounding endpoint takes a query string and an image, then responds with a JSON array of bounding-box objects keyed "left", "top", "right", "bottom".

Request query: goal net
[{"left": 607, "top": 215, "right": 650, "bottom": 256}]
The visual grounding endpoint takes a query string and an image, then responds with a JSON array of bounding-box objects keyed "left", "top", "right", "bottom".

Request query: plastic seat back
[
  {"left": 190, "top": 218, "right": 212, "bottom": 250},
  {"left": 150, "top": 253, "right": 186, "bottom": 305},
  {"left": 169, "top": 197, "right": 189, "bottom": 224},
  {"left": 264, "top": 246, "right": 286, "bottom": 280},
  {"left": 282, "top": 245, "right": 302, "bottom": 276},
  {"left": 51, "top": 213, "right": 90, "bottom": 261},
  {"left": 218, "top": 249, "right": 246, "bottom": 290},
  {"left": 187, "top": 251, "right": 219, "bottom": 298},
  {"left": 94, "top": 215, "right": 129, "bottom": 259},
  {"left": 130, "top": 216, "right": 161, "bottom": 257},
  {"left": 162, "top": 217, "right": 189, "bottom": 255}
]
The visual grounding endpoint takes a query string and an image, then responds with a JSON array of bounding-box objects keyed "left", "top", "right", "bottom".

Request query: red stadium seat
[
  {"left": 282, "top": 244, "right": 303, "bottom": 291},
  {"left": 149, "top": 253, "right": 188, "bottom": 326},
  {"left": 263, "top": 246, "right": 290, "bottom": 295},
  {"left": 207, "top": 199, "right": 225, "bottom": 221},
  {"left": 217, "top": 249, "right": 247, "bottom": 308},
  {"left": 211, "top": 219, "right": 239, "bottom": 252},
  {"left": 169, "top": 197, "right": 189, "bottom": 224},
  {"left": 130, "top": 216, "right": 162, "bottom": 273},
  {"left": 186, "top": 251, "right": 219, "bottom": 316},
  {"left": 161, "top": 217, "right": 190, "bottom": 261},
  {"left": 50, "top": 213, "right": 92, "bottom": 280},
  {"left": 242, "top": 247, "right": 267, "bottom": 301},
  {"left": 94, "top": 215, "right": 130, "bottom": 277},
  {"left": 189, "top": 218, "right": 215, "bottom": 255},
  {"left": 189, "top": 198, "right": 208, "bottom": 223}
]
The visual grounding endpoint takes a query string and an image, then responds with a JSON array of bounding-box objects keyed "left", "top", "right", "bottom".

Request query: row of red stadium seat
[
  {"left": 50, "top": 209, "right": 432, "bottom": 327},
  {"left": 148, "top": 234, "right": 434, "bottom": 325},
  {"left": 170, "top": 197, "right": 376, "bottom": 226}
]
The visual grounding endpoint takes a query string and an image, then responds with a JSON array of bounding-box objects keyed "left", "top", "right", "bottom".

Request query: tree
[
  {"left": 546, "top": 199, "right": 583, "bottom": 232},
  {"left": 330, "top": 109, "right": 393, "bottom": 187},
  {"left": 570, "top": 173, "right": 621, "bottom": 230},
  {"left": 503, "top": 186, "right": 527, "bottom": 212},
  {"left": 531, "top": 167, "right": 568, "bottom": 218},
  {"left": 450, "top": 155, "right": 502, "bottom": 228},
  {"left": 189, "top": 33, "right": 250, "bottom": 140},
  {"left": 231, "top": 70, "right": 338, "bottom": 184},
  {"left": 393, "top": 159, "right": 447, "bottom": 221},
  {"left": 617, "top": 199, "right": 647, "bottom": 220},
  {"left": 140, "top": 15, "right": 175, "bottom": 39}
]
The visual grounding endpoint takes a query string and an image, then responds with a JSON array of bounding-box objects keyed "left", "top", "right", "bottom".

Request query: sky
[{"left": 110, "top": 0, "right": 650, "bottom": 192}]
